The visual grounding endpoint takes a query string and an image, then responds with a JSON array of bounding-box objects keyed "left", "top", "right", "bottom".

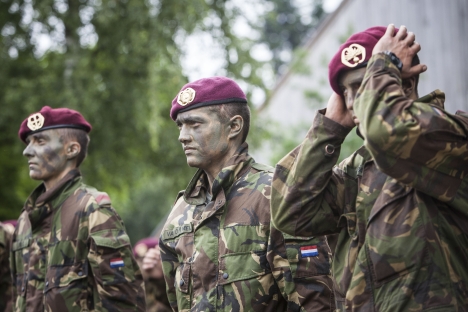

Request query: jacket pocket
[
  {"left": 44, "top": 262, "right": 89, "bottom": 312},
  {"left": 283, "top": 234, "right": 331, "bottom": 279},
  {"left": 218, "top": 251, "right": 280, "bottom": 310}
]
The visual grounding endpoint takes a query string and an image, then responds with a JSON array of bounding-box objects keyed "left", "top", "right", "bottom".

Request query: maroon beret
[
  {"left": 170, "top": 76, "right": 247, "bottom": 120},
  {"left": 328, "top": 26, "right": 398, "bottom": 95},
  {"left": 19, "top": 106, "right": 92, "bottom": 143}
]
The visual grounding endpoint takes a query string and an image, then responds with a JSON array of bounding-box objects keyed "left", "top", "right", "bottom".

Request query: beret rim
[
  {"left": 21, "top": 124, "right": 91, "bottom": 142},
  {"left": 175, "top": 97, "right": 248, "bottom": 117}
]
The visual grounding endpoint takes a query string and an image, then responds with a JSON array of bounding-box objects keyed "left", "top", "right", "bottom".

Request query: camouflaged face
[
  {"left": 160, "top": 143, "right": 335, "bottom": 311},
  {"left": 271, "top": 54, "right": 468, "bottom": 311},
  {"left": 10, "top": 169, "right": 146, "bottom": 312}
]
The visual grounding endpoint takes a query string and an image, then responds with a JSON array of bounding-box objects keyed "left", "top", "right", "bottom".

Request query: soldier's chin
[{"left": 29, "top": 171, "right": 43, "bottom": 181}]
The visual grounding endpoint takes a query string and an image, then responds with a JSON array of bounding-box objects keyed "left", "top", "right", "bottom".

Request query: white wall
[{"left": 254, "top": 0, "right": 468, "bottom": 164}]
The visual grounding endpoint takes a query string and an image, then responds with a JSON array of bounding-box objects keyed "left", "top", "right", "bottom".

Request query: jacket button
[
  {"left": 78, "top": 271, "right": 83, "bottom": 276},
  {"left": 179, "top": 279, "right": 184, "bottom": 286},
  {"left": 223, "top": 273, "right": 229, "bottom": 279}
]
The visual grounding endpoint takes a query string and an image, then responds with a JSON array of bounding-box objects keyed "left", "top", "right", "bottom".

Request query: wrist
[{"left": 382, "top": 51, "right": 403, "bottom": 71}]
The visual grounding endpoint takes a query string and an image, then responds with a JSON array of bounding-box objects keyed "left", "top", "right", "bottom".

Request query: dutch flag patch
[
  {"left": 300, "top": 245, "right": 319, "bottom": 258},
  {"left": 110, "top": 258, "right": 125, "bottom": 268}
]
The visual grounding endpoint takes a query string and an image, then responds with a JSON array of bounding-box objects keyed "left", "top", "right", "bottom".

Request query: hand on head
[
  {"left": 373, "top": 24, "right": 427, "bottom": 79},
  {"left": 325, "top": 92, "right": 355, "bottom": 128}
]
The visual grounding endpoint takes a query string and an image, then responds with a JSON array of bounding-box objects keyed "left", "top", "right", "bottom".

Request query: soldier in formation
[
  {"left": 271, "top": 24, "right": 468, "bottom": 311},
  {"left": 148, "top": 76, "right": 335, "bottom": 311},
  {"left": 11, "top": 106, "right": 146, "bottom": 311}
]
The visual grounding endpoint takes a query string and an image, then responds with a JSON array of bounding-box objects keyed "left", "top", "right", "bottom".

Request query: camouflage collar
[
  {"left": 183, "top": 142, "right": 254, "bottom": 205},
  {"left": 25, "top": 169, "right": 82, "bottom": 228}
]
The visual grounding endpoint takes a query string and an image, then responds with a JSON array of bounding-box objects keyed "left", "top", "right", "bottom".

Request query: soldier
[
  {"left": 271, "top": 24, "right": 468, "bottom": 311},
  {"left": 151, "top": 77, "right": 334, "bottom": 311},
  {"left": 0, "top": 221, "right": 14, "bottom": 312},
  {"left": 11, "top": 106, "right": 146, "bottom": 311}
]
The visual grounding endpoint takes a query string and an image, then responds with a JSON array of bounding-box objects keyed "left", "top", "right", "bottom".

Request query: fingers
[
  {"left": 385, "top": 24, "right": 396, "bottom": 37},
  {"left": 402, "top": 64, "right": 427, "bottom": 79},
  {"left": 395, "top": 25, "right": 408, "bottom": 40}
]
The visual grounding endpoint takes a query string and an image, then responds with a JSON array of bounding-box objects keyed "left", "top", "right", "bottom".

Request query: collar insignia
[
  {"left": 341, "top": 43, "right": 366, "bottom": 67},
  {"left": 27, "top": 113, "right": 45, "bottom": 131},
  {"left": 177, "top": 87, "right": 196, "bottom": 106}
]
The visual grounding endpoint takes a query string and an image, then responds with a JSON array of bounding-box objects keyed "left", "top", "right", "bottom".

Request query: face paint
[
  {"left": 23, "top": 129, "right": 70, "bottom": 189},
  {"left": 338, "top": 66, "right": 367, "bottom": 125},
  {"left": 176, "top": 107, "right": 231, "bottom": 174}
]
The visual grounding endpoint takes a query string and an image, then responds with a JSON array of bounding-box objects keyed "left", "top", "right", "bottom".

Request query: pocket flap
[
  {"left": 45, "top": 261, "right": 88, "bottom": 291},
  {"left": 90, "top": 230, "right": 130, "bottom": 249},
  {"left": 219, "top": 250, "right": 268, "bottom": 284}
]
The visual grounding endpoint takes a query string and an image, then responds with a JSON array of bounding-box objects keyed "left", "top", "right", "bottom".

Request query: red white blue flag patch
[
  {"left": 110, "top": 258, "right": 125, "bottom": 268},
  {"left": 300, "top": 245, "right": 318, "bottom": 257}
]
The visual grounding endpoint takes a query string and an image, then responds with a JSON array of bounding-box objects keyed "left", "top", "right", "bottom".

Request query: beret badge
[
  {"left": 341, "top": 43, "right": 366, "bottom": 68},
  {"left": 177, "top": 87, "right": 196, "bottom": 106},
  {"left": 27, "top": 113, "right": 45, "bottom": 131}
]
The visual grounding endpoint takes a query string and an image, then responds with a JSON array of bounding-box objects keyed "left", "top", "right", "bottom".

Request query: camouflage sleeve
[
  {"left": 0, "top": 224, "right": 13, "bottom": 312},
  {"left": 87, "top": 202, "right": 146, "bottom": 311},
  {"left": 271, "top": 110, "right": 353, "bottom": 237},
  {"left": 159, "top": 236, "right": 178, "bottom": 312},
  {"left": 354, "top": 53, "right": 468, "bottom": 203},
  {"left": 268, "top": 226, "right": 335, "bottom": 311}
]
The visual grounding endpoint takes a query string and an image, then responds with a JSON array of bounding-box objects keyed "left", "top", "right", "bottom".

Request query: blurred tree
[
  {"left": 0, "top": 0, "right": 271, "bottom": 242},
  {"left": 260, "top": 0, "right": 324, "bottom": 73}
]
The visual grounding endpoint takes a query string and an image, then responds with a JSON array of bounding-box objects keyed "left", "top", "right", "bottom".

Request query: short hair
[
  {"left": 57, "top": 128, "right": 90, "bottom": 167},
  {"left": 208, "top": 103, "right": 251, "bottom": 143}
]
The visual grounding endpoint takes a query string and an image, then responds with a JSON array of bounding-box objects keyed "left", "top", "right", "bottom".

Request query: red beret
[
  {"left": 19, "top": 106, "right": 92, "bottom": 143},
  {"left": 170, "top": 76, "right": 247, "bottom": 120},
  {"left": 328, "top": 26, "right": 398, "bottom": 95}
]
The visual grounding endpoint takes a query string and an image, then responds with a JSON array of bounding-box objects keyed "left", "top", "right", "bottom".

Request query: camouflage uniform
[
  {"left": 271, "top": 53, "right": 468, "bottom": 311},
  {"left": 0, "top": 222, "right": 14, "bottom": 312},
  {"left": 10, "top": 169, "right": 146, "bottom": 311},
  {"left": 145, "top": 277, "right": 172, "bottom": 312},
  {"left": 160, "top": 143, "right": 335, "bottom": 312}
]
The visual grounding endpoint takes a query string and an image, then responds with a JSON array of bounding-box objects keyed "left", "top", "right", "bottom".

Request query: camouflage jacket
[
  {"left": 145, "top": 277, "right": 172, "bottom": 312},
  {"left": 0, "top": 222, "right": 14, "bottom": 312},
  {"left": 10, "top": 169, "right": 146, "bottom": 311},
  {"left": 271, "top": 54, "right": 468, "bottom": 311},
  {"left": 159, "top": 143, "right": 334, "bottom": 312}
]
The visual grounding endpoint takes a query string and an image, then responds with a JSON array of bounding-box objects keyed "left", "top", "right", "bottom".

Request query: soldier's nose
[{"left": 23, "top": 144, "right": 34, "bottom": 158}]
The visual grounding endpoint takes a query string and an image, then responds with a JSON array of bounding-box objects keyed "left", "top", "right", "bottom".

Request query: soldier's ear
[
  {"left": 228, "top": 115, "right": 243, "bottom": 140},
  {"left": 66, "top": 141, "right": 81, "bottom": 160},
  {"left": 402, "top": 77, "right": 417, "bottom": 99}
]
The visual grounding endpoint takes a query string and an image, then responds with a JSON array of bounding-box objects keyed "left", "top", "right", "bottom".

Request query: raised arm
[{"left": 271, "top": 95, "right": 354, "bottom": 237}]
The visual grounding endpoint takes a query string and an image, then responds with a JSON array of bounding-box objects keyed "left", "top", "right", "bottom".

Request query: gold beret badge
[
  {"left": 341, "top": 43, "right": 366, "bottom": 68},
  {"left": 177, "top": 87, "right": 196, "bottom": 106}
]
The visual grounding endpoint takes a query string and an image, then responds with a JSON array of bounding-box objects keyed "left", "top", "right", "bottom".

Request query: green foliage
[
  {"left": 260, "top": 0, "right": 324, "bottom": 72},
  {"left": 0, "top": 0, "right": 269, "bottom": 242}
]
